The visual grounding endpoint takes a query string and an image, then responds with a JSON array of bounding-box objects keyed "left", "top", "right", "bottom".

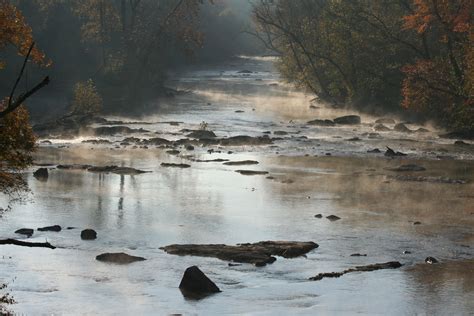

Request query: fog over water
[{"left": 0, "top": 56, "right": 473, "bottom": 314}]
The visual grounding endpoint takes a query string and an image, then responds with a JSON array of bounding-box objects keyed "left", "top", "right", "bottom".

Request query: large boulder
[
  {"left": 33, "top": 168, "right": 49, "bottom": 181},
  {"left": 96, "top": 252, "right": 146, "bottom": 264},
  {"left": 179, "top": 266, "right": 221, "bottom": 299},
  {"left": 333, "top": 115, "right": 361, "bottom": 125},
  {"left": 81, "top": 229, "right": 97, "bottom": 240}
]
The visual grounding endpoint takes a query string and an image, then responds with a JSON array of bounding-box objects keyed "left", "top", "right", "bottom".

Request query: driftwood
[{"left": 0, "top": 239, "right": 56, "bottom": 249}]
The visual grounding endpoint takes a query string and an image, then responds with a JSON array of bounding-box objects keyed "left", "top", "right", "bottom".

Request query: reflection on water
[{"left": 0, "top": 57, "right": 473, "bottom": 314}]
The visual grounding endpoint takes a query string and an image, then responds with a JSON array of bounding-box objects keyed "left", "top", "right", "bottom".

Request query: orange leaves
[
  {"left": 0, "top": 0, "right": 48, "bottom": 66},
  {"left": 403, "top": 0, "right": 472, "bottom": 34}
]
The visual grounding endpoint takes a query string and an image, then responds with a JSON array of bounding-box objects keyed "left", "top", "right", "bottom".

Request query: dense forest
[{"left": 252, "top": 0, "right": 473, "bottom": 131}]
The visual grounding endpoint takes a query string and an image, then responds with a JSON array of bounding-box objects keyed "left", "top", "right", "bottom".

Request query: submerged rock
[
  {"left": 15, "top": 228, "right": 34, "bottom": 237},
  {"left": 390, "top": 175, "right": 468, "bottom": 184},
  {"left": 235, "top": 170, "right": 269, "bottom": 176},
  {"left": 314, "top": 214, "right": 323, "bottom": 218},
  {"left": 161, "top": 241, "right": 318, "bottom": 266},
  {"left": 309, "top": 261, "right": 402, "bottom": 281},
  {"left": 454, "top": 140, "right": 470, "bottom": 146},
  {"left": 57, "top": 164, "right": 92, "bottom": 170},
  {"left": 223, "top": 160, "right": 259, "bottom": 166},
  {"left": 333, "top": 115, "right": 361, "bottom": 125},
  {"left": 96, "top": 252, "right": 146, "bottom": 264},
  {"left": 81, "top": 229, "right": 97, "bottom": 240},
  {"left": 166, "top": 150, "right": 180, "bottom": 155},
  {"left": 350, "top": 253, "right": 367, "bottom": 257},
  {"left": 142, "top": 137, "right": 171, "bottom": 146},
  {"left": 161, "top": 163, "right": 191, "bottom": 168},
  {"left": 389, "top": 164, "right": 426, "bottom": 172},
  {"left": 33, "top": 168, "right": 49, "bottom": 181},
  {"left": 37, "top": 225, "right": 61, "bottom": 232},
  {"left": 179, "top": 266, "right": 221, "bottom": 299}
]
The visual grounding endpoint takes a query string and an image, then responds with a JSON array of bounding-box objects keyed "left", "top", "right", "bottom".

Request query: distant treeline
[
  {"left": 0, "top": 0, "right": 261, "bottom": 117},
  {"left": 253, "top": 0, "right": 472, "bottom": 130}
]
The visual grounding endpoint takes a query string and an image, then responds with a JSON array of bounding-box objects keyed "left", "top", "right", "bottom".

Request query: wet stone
[
  {"left": 15, "top": 228, "right": 34, "bottom": 237},
  {"left": 96, "top": 252, "right": 146, "bottom": 264},
  {"left": 38, "top": 225, "right": 61, "bottom": 232},
  {"left": 81, "top": 229, "right": 97, "bottom": 240},
  {"left": 179, "top": 266, "right": 221, "bottom": 299},
  {"left": 161, "top": 241, "right": 318, "bottom": 266}
]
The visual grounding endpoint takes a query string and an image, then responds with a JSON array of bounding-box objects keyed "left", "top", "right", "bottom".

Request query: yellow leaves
[
  {"left": 70, "top": 79, "right": 103, "bottom": 115},
  {"left": 0, "top": 0, "right": 48, "bottom": 66}
]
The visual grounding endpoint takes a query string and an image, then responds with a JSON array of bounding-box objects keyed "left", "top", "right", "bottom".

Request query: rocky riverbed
[{"left": 0, "top": 56, "right": 473, "bottom": 314}]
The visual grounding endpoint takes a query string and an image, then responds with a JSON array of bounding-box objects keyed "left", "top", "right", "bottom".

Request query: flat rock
[
  {"left": 309, "top": 261, "right": 402, "bottom": 281},
  {"left": 161, "top": 163, "right": 191, "bottom": 168},
  {"left": 219, "top": 135, "right": 272, "bottom": 146},
  {"left": 96, "top": 252, "right": 146, "bottom": 264},
  {"left": 333, "top": 115, "right": 361, "bottom": 125},
  {"left": 179, "top": 266, "right": 221, "bottom": 299},
  {"left": 223, "top": 160, "right": 259, "bottom": 166},
  {"left": 15, "top": 228, "right": 34, "bottom": 237},
  {"left": 161, "top": 241, "right": 318, "bottom": 266},
  {"left": 37, "top": 225, "right": 61, "bottom": 232},
  {"left": 274, "top": 131, "right": 288, "bottom": 135},
  {"left": 389, "top": 164, "right": 426, "bottom": 172},
  {"left": 307, "top": 119, "right": 336, "bottom": 128},
  {"left": 87, "top": 166, "right": 148, "bottom": 174},
  {"left": 390, "top": 175, "right": 467, "bottom": 184},
  {"left": 57, "top": 164, "right": 92, "bottom": 170},
  {"left": 235, "top": 170, "right": 269, "bottom": 175},
  {"left": 187, "top": 130, "right": 217, "bottom": 139},
  {"left": 142, "top": 137, "right": 171, "bottom": 146}
]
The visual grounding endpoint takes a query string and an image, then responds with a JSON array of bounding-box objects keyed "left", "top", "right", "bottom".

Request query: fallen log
[
  {"left": 0, "top": 239, "right": 56, "bottom": 249},
  {"left": 309, "top": 261, "right": 402, "bottom": 281}
]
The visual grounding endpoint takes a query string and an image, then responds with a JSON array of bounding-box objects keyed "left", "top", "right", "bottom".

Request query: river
[{"left": 0, "top": 56, "right": 473, "bottom": 315}]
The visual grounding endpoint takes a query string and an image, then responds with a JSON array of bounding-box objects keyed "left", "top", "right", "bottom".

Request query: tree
[
  {"left": 401, "top": 0, "right": 473, "bottom": 130},
  {"left": 0, "top": 1, "right": 49, "bottom": 196}
]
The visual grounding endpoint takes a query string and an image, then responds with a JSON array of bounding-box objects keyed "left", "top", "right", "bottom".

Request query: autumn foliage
[
  {"left": 1, "top": 1, "right": 47, "bottom": 196},
  {"left": 254, "top": 0, "right": 473, "bottom": 130}
]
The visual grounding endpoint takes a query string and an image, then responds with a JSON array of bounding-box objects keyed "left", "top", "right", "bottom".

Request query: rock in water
[
  {"left": 15, "top": 228, "right": 34, "bottom": 237},
  {"left": 307, "top": 119, "right": 335, "bottom": 126},
  {"left": 333, "top": 115, "right": 361, "bottom": 125},
  {"left": 81, "top": 229, "right": 97, "bottom": 240},
  {"left": 38, "top": 225, "right": 61, "bottom": 232},
  {"left": 326, "top": 215, "right": 341, "bottom": 221},
  {"left": 33, "top": 168, "right": 49, "bottom": 181},
  {"left": 425, "top": 256, "right": 438, "bottom": 264},
  {"left": 96, "top": 252, "right": 146, "bottom": 264},
  {"left": 179, "top": 266, "right": 221, "bottom": 299},
  {"left": 374, "top": 124, "right": 391, "bottom": 131},
  {"left": 384, "top": 146, "right": 407, "bottom": 157},
  {"left": 187, "top": 130, "right": 217, "bottom": 139},
  {"left": 394, "top": 123, "right": 412, "bottom": 133}
]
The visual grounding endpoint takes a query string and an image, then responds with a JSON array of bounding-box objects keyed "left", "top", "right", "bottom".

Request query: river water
[{"left": 0, "top": 56, "right": 473, "bottom": 315}]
